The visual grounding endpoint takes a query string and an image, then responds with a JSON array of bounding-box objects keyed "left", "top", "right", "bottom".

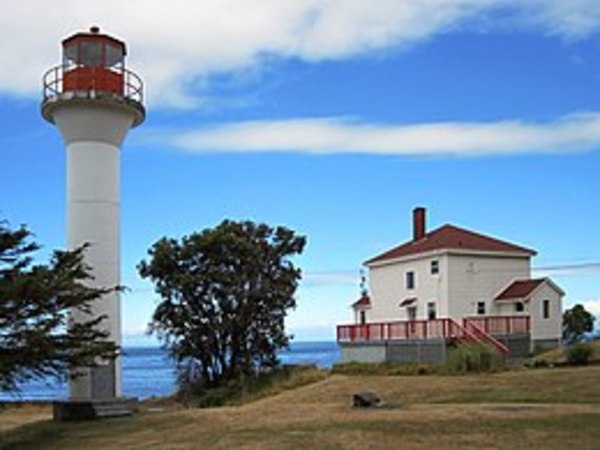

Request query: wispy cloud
[
  {"left": 520, "top": 0, "right": 600, "bottom": 39},
  {"left": 302, "top": 270, "right": 358, "bottom": 287},
  {"left": 533, "top": 262, "right": 600, "bottom": 278},
  {"left": 3, "top": 1, "right": 600, "bottom": 107},
  {"left": 152, "top": 112, "right": 600, "bottom": 156}
]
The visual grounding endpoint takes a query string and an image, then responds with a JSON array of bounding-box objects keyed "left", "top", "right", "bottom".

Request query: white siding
[
  {"left": 529, "top": 284, "right": 562, "bottom": 341},
  {"left": 496, "top": 301, "right": 528, "bottom": 316},
  {"left": 446, "top": 254, "right": 530, "bottom": 319},
  {"left": 367, "top": 252, "right": 530, "bottom": 323},
  {"left": 368, "top": 253, "right": 449, "bottom": 322}
]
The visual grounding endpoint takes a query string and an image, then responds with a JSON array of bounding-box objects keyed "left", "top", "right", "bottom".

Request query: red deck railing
[
  {"left": 337, "top": 318, "right": 465, "bottom": 343},
  {"left": 337, "top": 315, "right": 530, "bottom": 354},
  {"left": 463, "top": 315, "right": 530, "bottom": 335}
]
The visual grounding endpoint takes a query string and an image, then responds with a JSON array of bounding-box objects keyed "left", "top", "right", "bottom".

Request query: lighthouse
[{"left": 41, "top": 27, "right": 144, "bottom": 404}]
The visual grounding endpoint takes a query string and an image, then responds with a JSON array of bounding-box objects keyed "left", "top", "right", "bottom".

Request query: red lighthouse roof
[{"left": 62, "top": 27, "right": 126, "bottom": 56}]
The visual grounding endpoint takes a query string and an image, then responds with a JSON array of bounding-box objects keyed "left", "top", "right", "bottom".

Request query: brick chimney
[{"left": 413, "top": 207, "right": 426, "bottom": 241}]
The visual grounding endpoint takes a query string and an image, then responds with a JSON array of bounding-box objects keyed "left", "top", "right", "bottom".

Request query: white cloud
[
  {"left": 3, "top": 1, "right": 600, "bottom": 107},
  {"left": 533, "top": 262, "right": 600, "bottom": 278},
  {"left": 302, "top": 270, "right": 358, "bottom": 287},
  {"left": 519, "top": 0, "right": 600, "bottom": 38},
  {"left": 153, "top": 111, "right": 600, "bottom": 156}
]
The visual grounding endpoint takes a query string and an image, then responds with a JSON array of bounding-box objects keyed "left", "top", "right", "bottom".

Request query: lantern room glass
[{"left": 63, "top": 39, "right": 125, "bottom": 70}]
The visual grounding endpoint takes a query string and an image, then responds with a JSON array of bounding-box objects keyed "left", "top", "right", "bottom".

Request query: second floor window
[
  {"left": 406, "top": 271, "right": 415, "bottom": 290},
  {"left": 431, "top": 260, "right": 439, "bottom": 275}
]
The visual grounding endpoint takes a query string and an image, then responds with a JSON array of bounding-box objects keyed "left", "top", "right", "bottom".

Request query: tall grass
[{"left": 441, "top": 343, "right": 505, "bottom": 374}]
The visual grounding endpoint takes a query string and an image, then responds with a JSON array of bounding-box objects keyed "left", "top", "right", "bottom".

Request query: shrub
[
  {"left": 442, "top": 343, "right": 504, "bottom": 374},
  {"left": 566, "top": 343, "right": 593, "bottom": 366}
]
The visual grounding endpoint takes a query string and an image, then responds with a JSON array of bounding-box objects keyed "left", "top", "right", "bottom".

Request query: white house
[{"left": 338, "top": 208, "right": 564, "bottom": 363}]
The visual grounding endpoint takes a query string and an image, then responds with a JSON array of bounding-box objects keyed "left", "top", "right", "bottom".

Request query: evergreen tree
[{"left": 0, "top": 221, "right": 118, "bottom": 392}]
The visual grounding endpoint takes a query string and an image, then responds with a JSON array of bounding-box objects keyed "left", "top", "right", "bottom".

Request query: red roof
[
  {"left": 495, "top": 279, "right": 546, "bottom": 301},
  {"left": 366, "top": 224, "right": 536, "bottom": 265},
  {"left": 352, "top": 294, "right": 371, "bottom": 308}
]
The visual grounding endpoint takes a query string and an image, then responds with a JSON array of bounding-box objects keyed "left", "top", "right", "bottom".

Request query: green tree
[
  {"left": 138, "top": 220, "right": 306, "bottom": 392},
  {"left": 562, "top": 304, "right": 596, "bottom": 344},
  {"left": 0, "top": 221, "right": 118, "bottom": 392}
]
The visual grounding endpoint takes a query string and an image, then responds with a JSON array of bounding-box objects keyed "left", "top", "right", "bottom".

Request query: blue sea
[{"left": 0, "top": 341, "right": 340, "bottom": 401}]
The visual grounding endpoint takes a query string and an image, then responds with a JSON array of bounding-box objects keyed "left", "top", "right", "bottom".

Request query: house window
[
  {"left": 406, "top": 271, "right": 416, "bottom": 290},
  {"left": 427, "top": 302, "right": 437, "bottom": 320},
  {"left": 431, "top": 260, "right": 439, "bottom": 275},
  {"left": 360, "top": 310, "right": 366, "bottom": 325},
  {"left": 407, "top": 306, "right": 417, "bottom": 321},
  {"left": 515, "top": 302, "right": 524, "bottom": 313},
  {"left": 477, "top": 301, "right": 486, "bottom": 315},
  {"left": 542, "top": 299, "right": 550, "bottom": 319}
]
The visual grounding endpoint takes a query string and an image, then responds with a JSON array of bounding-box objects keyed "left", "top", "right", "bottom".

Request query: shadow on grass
[
  {"left": 1, "top": 420, "right": 67, "bottom": 450},
  {"left": 0, "top": 413, "right": 157, "bottom": 450}
]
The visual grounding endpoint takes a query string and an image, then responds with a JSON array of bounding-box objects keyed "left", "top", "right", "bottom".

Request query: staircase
[{"left": 458, "top": 319, "right": 509, "bottom": 355}]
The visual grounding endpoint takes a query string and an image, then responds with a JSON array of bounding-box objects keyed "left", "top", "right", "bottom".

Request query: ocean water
[{"left": 1, "top": 341, "right": 340, "bottom": 401}]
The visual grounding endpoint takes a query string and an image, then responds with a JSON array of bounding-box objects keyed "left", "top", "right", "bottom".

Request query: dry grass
[
  {"left": 0, "top": 403, "right": 51, "bottom": 433},
  {"left": 229, "top": 364, "right": 328, "bottom": 405},
  {"left": 2, "top": 366, "right": 600, "bottom": 449}
]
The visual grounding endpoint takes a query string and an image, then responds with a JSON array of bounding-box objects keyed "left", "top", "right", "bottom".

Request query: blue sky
[{"left": 2, "top": 1, "right": 600, "bottom": 343}]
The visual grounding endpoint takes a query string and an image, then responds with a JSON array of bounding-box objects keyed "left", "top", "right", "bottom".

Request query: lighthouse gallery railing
[{"left": 42, "top": 64, "right": 143, "bottom": 104}]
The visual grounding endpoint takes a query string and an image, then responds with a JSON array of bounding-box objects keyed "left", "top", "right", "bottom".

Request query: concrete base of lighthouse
[
  {"left": 53, "top": 397, "right": 138, "bottom": 422},
  {"left": 53, "top": 358, "right": 138, "bottom": 421}
]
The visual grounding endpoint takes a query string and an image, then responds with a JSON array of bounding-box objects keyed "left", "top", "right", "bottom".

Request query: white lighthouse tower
[{"left": 41, "top": 27, "right": 144, "bottom": 405}]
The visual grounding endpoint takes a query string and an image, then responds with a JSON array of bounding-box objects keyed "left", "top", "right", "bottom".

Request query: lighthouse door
[{"left": 91, "top": 360, "right": 116, "bottom": 399}]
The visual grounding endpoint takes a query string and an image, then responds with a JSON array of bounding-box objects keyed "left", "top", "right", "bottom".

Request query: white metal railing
[{"left": 42, "top": 64, "right": 143, "bottom": 104}]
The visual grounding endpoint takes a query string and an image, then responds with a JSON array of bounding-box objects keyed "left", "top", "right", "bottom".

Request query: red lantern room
[
  {"left": 62, "top": 26, "right": 126, "bottom": 95},
  {"left": 42, "top": 26, "right": 144, "bottom": 126}
]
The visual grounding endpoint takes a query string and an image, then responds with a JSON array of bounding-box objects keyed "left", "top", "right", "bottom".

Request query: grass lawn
[{"left": 2, "top": 365, "right": 600, "bottom": 449}]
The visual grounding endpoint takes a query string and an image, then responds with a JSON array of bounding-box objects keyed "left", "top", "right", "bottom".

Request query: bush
[
  {"left": 566, "top": 343, "right": 593, "bottom": 366},
  {"left": 441, "top": 343, "right": 504, "bottom": 374}
]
